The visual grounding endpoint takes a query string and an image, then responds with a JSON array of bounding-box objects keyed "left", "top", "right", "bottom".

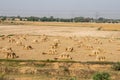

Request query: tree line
[{"left": 0, "top": 16, "right": 120, "bottom": 23}]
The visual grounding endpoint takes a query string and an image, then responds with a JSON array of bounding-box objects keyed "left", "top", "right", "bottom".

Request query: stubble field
[{"left": 0, "top": 22, "right": 120, "bottom": 62}]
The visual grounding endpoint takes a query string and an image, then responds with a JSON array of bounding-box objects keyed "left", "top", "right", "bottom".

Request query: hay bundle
[
  {"left": 8, "top": 38, "right": 16, "bottom": 43},
  {"left": 85, "top": 45, "right": 94, "bottom": 50},
  {"left": 96, "top": 55, "right": 106, "bottom": 61},
  {"left": 32, "top": 39, "right": 39, "bottom": 43},
  {"left": 89, "top": 50, "right": 100, "bottom": 56},
  {"left": 5, "top": 52, "right": 17, "bottom": 59},
  {"left": 55, "top": 52, "right": 72, "bottom": 60},
  {"left": 51, "top": 43, "right": 59, "bottom": 49},
  {"left": 40, "top": 34, "right": 48, "bottom": 42},
  {"left": 48, "top": 49, "right": 57, "bottom": 55},
  {"left": 23, "top": 45, "right": 33, "bottom": 50},
  {"left": 65, "top": 47, "right": 74, "bottom": 52},
  {"left": 16, "top": 41, "right": 23, "bottom": 46}
]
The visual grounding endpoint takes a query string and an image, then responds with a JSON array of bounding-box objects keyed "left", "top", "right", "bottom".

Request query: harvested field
[
  {"left": 0, "top": 25, "right": 120, "bottom": 37},
  {"left": 0, "top": 24, "right": 120, "bottom": 62},
  {"left": 0, "top": 23, "right": 120, "bottom": 80}
]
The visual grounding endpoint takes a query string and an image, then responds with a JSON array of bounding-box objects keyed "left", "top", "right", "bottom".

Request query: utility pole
[
  {"left": 95, "top": 12, "right": 99, "bottom": 22},
  {"left": 71, "top": 11, "right": 75, "bottom": 22}
]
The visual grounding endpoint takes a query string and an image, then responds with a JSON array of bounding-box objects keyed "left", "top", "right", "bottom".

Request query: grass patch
[
  {"left": 0, "top": 59, "right": 116, "bottom": 65},
  {"left": 116, "top": 38, "right": 120, "bottom": 40},
  {"left": 112, "top": 62, "right": 120, "bottom": 71},
  {"left": 0, "top": 35, "right": 4, "bottom": 37},
  {"left": 34, "top": 63, "right": 46, "bottom": 67},
  {"left": 7, "top": 34, "right": 14, "bottom": 36},
  {"left": 97, "top": 27, "right": 102, "bottom": 30},
  {"left": 86, "top": 61, "right": 115, "bottom": 65}
]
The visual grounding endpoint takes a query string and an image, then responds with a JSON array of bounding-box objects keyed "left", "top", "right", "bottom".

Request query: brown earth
[
  {"left": 0, "top": 25, "right": 120, "bottom": 37},
  {"left": 0, "top": 61, "right": 119, "bottom": 80},
  {"left": 0, "top": 24, "right": 120, "bottom": 80},
  {"left": 0, "top": 25, "right": 120, "bottom": 62}
]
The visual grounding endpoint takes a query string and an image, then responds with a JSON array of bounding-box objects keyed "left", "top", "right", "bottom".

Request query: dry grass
[
  {"left": 0, "top": 21, "right": 120, "bottom": 80},
  {"left": 1, "top": 21, "right": 120, "bottom": 31},
  {"left": 0, "top": 22, "right": 120, "bottom": 62},
  {"left": 0, "top": 35, "right": 120, "bottom": 62}
]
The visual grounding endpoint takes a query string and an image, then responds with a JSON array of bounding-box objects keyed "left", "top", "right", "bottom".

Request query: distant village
[{"left": 0, "top": 16, "right": 120, "bottom": 23}]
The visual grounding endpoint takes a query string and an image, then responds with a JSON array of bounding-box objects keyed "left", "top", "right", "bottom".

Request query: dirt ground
[
  {"left": 0, "top": 25, "right": 120, "bottom": 37},
  {"left": 0, "top": 25, "right": 120, "bottom": 62}
]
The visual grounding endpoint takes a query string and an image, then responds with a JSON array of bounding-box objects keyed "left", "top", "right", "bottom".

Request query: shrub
[
  {"left": 93, "top": 72, "right": 110, "bottom": 80},
  {"left": 112, "top": 62, "right": 120, "bottom": 71},
  {"left": 0, "top": 73, "right": 5, "bottom": 80},
  {"left": 7, "top": 34, "right": 14, "bottom": 36},
  {"left": 70, "top": 77, "right": 76, "bottom": 80},
  {"left": 97, "top": 27, "right": 102, "bottom": 30},
  {"left": 35, "top": 63, "right": 46, "bottom": 67},
  {"left": 0, "top": 35, "right": 4, "bottom": 37},
  {"left": 63, "top": 67, "right": 69, "bottom": 72}
]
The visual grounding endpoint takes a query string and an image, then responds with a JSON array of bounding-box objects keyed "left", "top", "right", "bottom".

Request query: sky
[{"left": 0, "top": 0, "right": 120, "bottom": 18}]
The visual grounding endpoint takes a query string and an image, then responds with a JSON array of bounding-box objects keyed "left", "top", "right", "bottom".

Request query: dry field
[
  {"left": 0, "top": 23, "right": 120, "bottom": 62},
  {"left": 1, "top": 21, "right": 120, "bottom": 31}
]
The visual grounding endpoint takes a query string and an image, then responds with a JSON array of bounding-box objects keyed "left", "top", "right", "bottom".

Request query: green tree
[
  {"left": 93, "top": 72, "right": 110, "bottom": 80},
  {"left": 1, "top": 16, "right": 6, "bottom": 21},
  {"left": 40, "top": 17, "right": 48, "bottom": 22},
  {"left": 27, "top": 16, "right": 39, "bottom": 21}
]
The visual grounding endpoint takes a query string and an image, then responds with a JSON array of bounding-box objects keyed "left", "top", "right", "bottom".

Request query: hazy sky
[{"left": 0, "top": 0, "right": 120, "bottom": 18}]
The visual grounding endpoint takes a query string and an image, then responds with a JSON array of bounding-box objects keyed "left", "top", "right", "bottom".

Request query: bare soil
[
  {"left": 0, "top": 25, "right": 120, "bottom": 62},
  {"left": 0, "top": 25, "right": 120, "bottom": 37}
]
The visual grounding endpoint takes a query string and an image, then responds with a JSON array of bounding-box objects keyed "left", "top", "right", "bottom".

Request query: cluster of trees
[{"left": 0, "top": 16, "right": 120, "bottom": 23}]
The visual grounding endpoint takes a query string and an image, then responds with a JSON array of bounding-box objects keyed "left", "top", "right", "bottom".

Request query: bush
[
  {"left": 0, "top": 73, "right": 5, "bottom": 80},
  {"left": 93, "top": 72, "right": 110, "bottom": 80},
  {"left": 97, "top": 27, "right": 102, "bottom": 30},
  {"left": 0, "top": 35, "right": 4, "bottom": 37},
  {"left": 63, "top": 67, "right": 69, "bottom": 72},
  {"left": 70, "top": 77, "right": 76, "bottom": 80},
  {"left": 7, "top": 34, "right": 14, "bottom": 36},
  {"left": 112, "top": 62, "right": 120, "bottom": 71}
]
